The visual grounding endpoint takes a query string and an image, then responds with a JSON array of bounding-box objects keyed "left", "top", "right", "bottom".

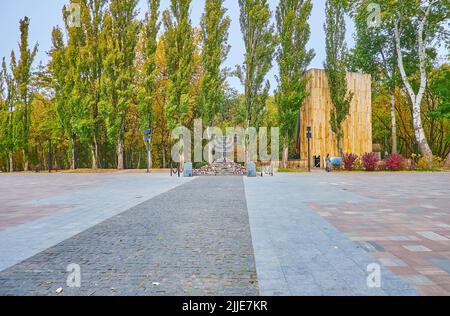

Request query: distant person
[{"left": 326, "top": 154, "right": 331, "bottom": 173}]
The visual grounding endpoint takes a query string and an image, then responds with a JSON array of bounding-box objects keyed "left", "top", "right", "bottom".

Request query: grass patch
[{"left": 277, "top": 168, "right": 308, "bottom": 173}]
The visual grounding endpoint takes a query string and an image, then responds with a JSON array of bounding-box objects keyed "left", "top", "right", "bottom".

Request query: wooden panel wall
[{"left": 299, "top": 69, "right": 372, "bottom": 166}]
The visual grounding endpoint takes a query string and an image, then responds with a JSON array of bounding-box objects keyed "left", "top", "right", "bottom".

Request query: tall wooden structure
[{"left": 299, "top": 69, "right": 372, "bottom": 166}]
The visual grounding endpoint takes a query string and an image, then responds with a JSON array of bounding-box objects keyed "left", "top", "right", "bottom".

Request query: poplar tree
[
  {"left": 237, "top": 0, "right": 276, "bottom": 164},
  {"left": 324, "top": 0, "right": 353, "bottom": 156},
  {"left": 199, "top": 0, "right": 231, "bottom": 127},
  {"left": 0, "top": 58, "right": 17, "bottom": 172},
  {"left": 50, "top": 4, "right": 87, "bottom": 170},
  {"left": 103, "top": 0, "right": 140, "bottom": 169},
  {"left": 11, "top": 17, "right": 38, "bottom": 171},
  {"left": 138, "top": 0, "right": 161, "bottom": 169},
  {"left": 350, "top": 0, "right": 399, "bottom": 154},
  {"left": 237, "top": 0, "right": 276, "bottom": 131},
  {"left": 80, "top": 0, "right": 108, "bottom": 169},
  {"left": 0, "top": 62, "right": 4, "bottom": 155},
  {"left": 275, "top": 0, "right": 314, "bottom": 167},
  {"left": 162, "top": 0, "right": 195, "bottom": 131}
]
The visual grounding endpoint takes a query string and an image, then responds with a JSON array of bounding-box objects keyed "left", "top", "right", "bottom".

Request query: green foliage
[
  {"left": 0, "top": 59, "right": 13, "bottom": 157},
  {"left": 275, "top": 0, "right": 314, "bottom": 149},
  {"left": 102, "top": 0, "right": 140, "bottom": 168},
  {"left": 324, "top": 0, "right": 353, "bottom": 155},
  {"left": 237, "top": 0, "right": 277, "bottom": 129},
  {"left": 10, "top": 17, "right": 38, "bottom": 167},
  {"left": 430, "top": 64, "right": 450, "bottom": 120},
  {"left": 199, "top": 0, "right": 231, "bottom": 126},
  {"left": 79, "top": 0, "right": 109, "bottom": 167},
  {"left": 163, "top": 0, "right": 195, "bottom": 130},
  {"left": 138, "top": 0, "right": 161, "bottom": 132}
]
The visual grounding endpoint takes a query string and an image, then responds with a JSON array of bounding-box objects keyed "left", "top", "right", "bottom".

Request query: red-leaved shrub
[
  {"left": 362, "top": 153, "right": 379, "bottom": 171},
  {"left": 385, "top": 153, "right": 404, "bottom": 171},
  {"left": 343, "top": 154, "right": 358, "bottom": 171}
]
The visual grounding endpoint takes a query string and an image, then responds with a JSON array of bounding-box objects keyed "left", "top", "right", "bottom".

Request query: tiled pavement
[
  {"left": 307, "top": 172, "right": 450, "bottom": 296},
  {"left": 0, "top": 173, "right": 194, "bottom": 272},
  {"left": 0, "top": 177, "right": 258, "bottom": 296},
  {"left": 0, "top": 172, "right": 449, "bottom": 296},
  {"left": 244, "top": 174, "right": 416, "bottom": 296}
]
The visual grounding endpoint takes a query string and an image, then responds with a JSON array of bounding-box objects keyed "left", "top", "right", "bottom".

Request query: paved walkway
[
  {"left": 0, "top": 173, "right": 194, "bottom": 272},
  {"left": 244, "top": 174, "right": 416, "bottom": 296},
  {"left": 307, "top": 172, "right": 450, "bottom": 295},
  {"left": 0, "top": 177, "right": 257, "bottom": 296},
  {"left": 1, "top": 172, "right": 449, "bottom": 296}
]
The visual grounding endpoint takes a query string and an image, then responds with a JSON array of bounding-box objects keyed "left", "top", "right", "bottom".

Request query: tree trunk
[
  {"left": 206, "top": 128, "right": 214, "bottom": 164},
  {"left": 245, "top": 119, "right": 250, "bottom": 164},
  {"left": 394, "top": 12, "right": 433, "bottom": 160},
  {"left": 337, "top": 127, "right": 343, "bottom": 156},
  {"left": 162, "top": 146, "right": 166, "bottom": 169},
  {"left": 117, "top": 137, "right": 125, "bottom": 170},
  {"left": 147, "top": 141, "right": 153, "bottom": 171},
  {"left": 282, "top": 145, "right": 289, "bottom": 169},
  {"left": 91, "top": 135, "right": 99, "bottom": 170},
  {"left": 23, "top": 149, "right": 29, "bottom": 172},
  {"left": 70, "top": 135, "right": 77, "bottom": 170},
  {"left": 445, "top": 152, "right": 450, "bottom": 169},
  {"left": 8, "top": 152, "right": 14, "bottom": 173},
  {"left": 390, "top": 93, "right": 398, "bottom": 154},
  {"left": 413, "top": 99, "right": 433, "bottom": 159}
]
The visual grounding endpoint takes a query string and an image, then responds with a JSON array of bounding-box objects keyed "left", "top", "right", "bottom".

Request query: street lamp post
[
  {"left": 48, "top": 139, "right": 53, "bottom": 173},
  {"left": 307, "top": 127, "right": 312, "bottom": 173},
  {"left": 144, "top": 129, "right": 152, "bottom": 174}
]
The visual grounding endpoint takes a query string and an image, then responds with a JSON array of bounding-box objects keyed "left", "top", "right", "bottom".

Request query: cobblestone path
[{"left": 0, "top": 177, "right": 258, "bottom": 296}]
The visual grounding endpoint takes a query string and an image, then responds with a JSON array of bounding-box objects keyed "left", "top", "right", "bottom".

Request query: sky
[{"left": 0, "top": 0, "right": 355, "bottom": 93}]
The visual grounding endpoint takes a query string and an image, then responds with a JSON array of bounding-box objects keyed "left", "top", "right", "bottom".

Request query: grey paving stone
[
  {"left": 0, "top": 177, "right": 258, "bottom": 296},
  {"left": 431, "top": 258, "right": 450, "bottom": 274},
  {"left": 0, "top": 174, "right": 194, "bottom": 272},
  {"left": 244, "top": 174, "right": 417, "bottom": 296}
]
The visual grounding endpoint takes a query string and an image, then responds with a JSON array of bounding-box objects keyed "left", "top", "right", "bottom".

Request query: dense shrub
[
  {"left": 343, "top": 154, "right": 358, "bottom": 171},
  {"left": 417, "top": 156, "right": 444, "bottom": 170},
  {"left": 385, "top": 153, "right": 404, "bottom": 171},
  {"left": 362, "top": 153, "right": 379, "bottom": 171}
]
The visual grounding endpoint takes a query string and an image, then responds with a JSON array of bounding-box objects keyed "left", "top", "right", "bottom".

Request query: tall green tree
[
  {"left": 11, "top": 17, "right": 38, "bottom": 171},
  {"left": 0, "top": 57, "right": 16, "bottom": 172},
  {"left": 5, "top": 56, "right": 17, "bottom": 172},
  {"left": 429, "top": 64, "right": 450, "bottom": 167},
  {"left": 324, "top": 0, "right": 353, "bottom": 155},
  {"left": 350, "top": 0, "right": 400, "bottom": 154},
  {"left": 49, "top": 3, "right": 87, "bottom": 170},
  {"left": 393, "top": 0, "right": 448, "bottom": 160},
  {"left": 102, "top": 0, "right": 140, "bottom": 169},
  {"left": 275, "top": 0, "right": 315, "bottom": 167},
  {"left": 162, "top": 0, "right": 195, "bottom": 131},
  {"left": 138, "top": 0, "right": 161, "bottom": 170},
  {"left": 80, "top": 0, "right": 108, "bottom": 169},
  {"left": 237, "top": 0, "right": 276, "bottom": 163},
  {"left": 0, "top": 59, "right": 7, "bottom": 168},
  {"left": 199, "top": 0, "right": 231, "bottom": 127}
]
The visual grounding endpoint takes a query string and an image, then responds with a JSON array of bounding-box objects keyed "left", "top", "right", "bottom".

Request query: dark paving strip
[{"left": 0, "top": 177, "right": 258, "bottom": 296}]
